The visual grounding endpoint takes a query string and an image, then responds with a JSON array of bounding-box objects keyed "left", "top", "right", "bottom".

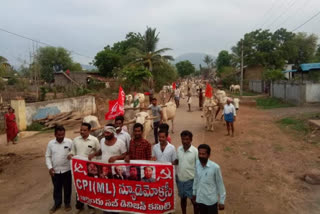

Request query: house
[
  {"left": 282, "top": 63, "right": 320, "bottom": 81},
  {"left": 235, "top": 65, "right": 265, "bottom": 89},
  {"left": 53, "top": 71, "right": 118, "bottom": 88}
]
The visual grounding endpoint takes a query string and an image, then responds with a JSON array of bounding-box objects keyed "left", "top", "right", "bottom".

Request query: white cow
[
  {"left": 229, "top": 84, "right": 235, "bottom": 92},
  {"left": 83, "top": 115, "right": 103, "bottom": 139},
  {"left": 159, "top": 89, "right": 167, "bottom": 105},
  {"left": 133, "top": 93, "right": 145, "bottom": 108},
  {"left": 126, "top": 94, "right": 133, "bottom": 106},
  {"left": 231, "top": 84, "right": 241, "bottom": 93},
  {"left": 202, "top": 99, "right": 218, "bottom": 131},
  {"left": 161, "top": 101, "right": 177, "bottom": 133},
  {"left": 233, "top": 98, "right": 240, "bottom": 110},
  {"left": 125, "top": 111, "right": 156, "bottom": 139}
]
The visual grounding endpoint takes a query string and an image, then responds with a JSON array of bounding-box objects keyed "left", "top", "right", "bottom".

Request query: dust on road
[{"left": 0, "top": 99, "right": 320, "bottom": 214}]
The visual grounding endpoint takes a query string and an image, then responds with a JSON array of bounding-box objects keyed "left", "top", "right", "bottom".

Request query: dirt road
[{"left": 1, "top": 99, "right": 320, "bottom": 214}]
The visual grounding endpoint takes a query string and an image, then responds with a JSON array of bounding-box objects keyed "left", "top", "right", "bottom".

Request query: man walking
[
  {"left": 223, "top": 98, "right": 236, "bottom": 137},
  {"left": 152, "top": 129, "right": 176, "bottom": 163},
  {"left": 193, "top": 144, "right": 226, "bottom": 214},
  {"left": 187, "top": 88, "right": 192, "bottom": 112},
  {"left": 174, "top": 87, "right": 181, "bottom": 108},
  {"left": 149, "top": 98, "right": 163, "bottom": 144},
  {"left": 68, "top": 123, "right": 100, "bottom": 214},
  {"left": 114, "top": 116, "right": 131, "bottom": 150},
  {"left": 46, "top": 126, "right": 72, "bottom": 213},
  {"left": 125, "top": 123, "right": 152, "bottom": 162},
  {"left": 173, "top": 130, "right": 198, "bottom": 214}
]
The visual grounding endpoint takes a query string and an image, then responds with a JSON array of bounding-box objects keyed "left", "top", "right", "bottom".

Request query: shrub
[{"left": 27, "top": 122, "right": 45, "bottom": 131}]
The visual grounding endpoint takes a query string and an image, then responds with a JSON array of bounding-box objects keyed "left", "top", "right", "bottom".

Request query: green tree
[
  {"left": 35, "top": 47, "right": 74, "bottom": 82},
  {"left": 231, "top": 28, "right": 296, "bottom": 69},
  {"left": 203, "top": 55, "right": 214, "bottom": 68},
  {"left": 120, "top": 65, "right": 152, "bottom": 91},
  {"left": 215, "top": 50, "right": 232, "bottom": 72},
  {"left": 153, "top": 62, "right": 178, "bottom": 92},
  {"left": 0, "top": 56, "right": 12, "bottom": 76},
  {"left": 93, "top": 47, "right": 121, "bottom": 77},
  {"left": 70, "top": 62, "right": 83, "bottom": 72},
  {"left": 313, "top": 45, "right": 320, "bottom": 62},
  {"left": 263, "top": 69, "right": 285, "bottom": 81},
  {"left": 288, "top": 33, "right": 318, "bottom": 65},
  {"left": 128, "top": 27, "right": 173, "bottom": 72},
  {"left": 175, "top": 60, "right": 195, "bottom": 77}
]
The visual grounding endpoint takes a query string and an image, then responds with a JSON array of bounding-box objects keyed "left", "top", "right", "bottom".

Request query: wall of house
[
  {"left": 306, "top": 83, "right": 320, "bottom": 102},
  {"left": 25, "top": 95, "right": 96, "bottom": 126},
  {"left": 249, "top": 80, "right": 264, "bottom": 93},
  {"left": 271, "top": 81, "right": 320, "bottom": 105},
  {"left": 54, "top": 73, "right": 88, "bottom": 86}
]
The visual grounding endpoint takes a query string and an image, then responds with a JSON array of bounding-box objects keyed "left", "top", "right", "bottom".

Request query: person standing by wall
[
  {"left": 4, "top": 106, "right": 19, "bottom": 145},
  {"left": 45, "top": 126, "right": 72, "bottom": 214}
]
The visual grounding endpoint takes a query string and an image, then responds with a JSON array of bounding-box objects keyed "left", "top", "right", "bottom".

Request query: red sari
[{"left": 5, "top": 113, "right": 19, "bottom": 141}]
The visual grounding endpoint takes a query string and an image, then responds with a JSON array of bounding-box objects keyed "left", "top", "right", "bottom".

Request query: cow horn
[{"left": 123, "top": 119, "right": 136, "bottom": 125}]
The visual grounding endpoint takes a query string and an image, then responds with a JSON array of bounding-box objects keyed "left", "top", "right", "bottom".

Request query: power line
[
  {"left": 251, "top": 0, "right": 278, "bottom": 30},
  {"left": 259, "top": 0, "right": 289, "bottom": 29},
  {"left": 266, "top": 0, "right": 299, "bottom": 30},
  {"left": 292, "top": 10, "right": 320, "bottom": 31},
  {"left": 0, "top": 27, "right": 94, "bottom": 60},
  {"left": 274, "top": 0, "right": 310, "bottom": 30}
]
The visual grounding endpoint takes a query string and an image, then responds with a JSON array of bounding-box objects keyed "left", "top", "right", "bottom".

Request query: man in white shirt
[
  {"left": 88, "top": 124, "right": 127, "bottom": 163},
  {"left": 173, "top": 130, "right": 198, "bottom": 214},
  {"left": 45, "top": 126, "right": 72, "bottom": 214},
  {"left": 223, "top": 98, "right": 237, "bottom": 137},
  {"left": 152, "top": 129, "right": 176, "bottom": 163},
  {"left": 174, "top": 87, "right": 181, "bottom": 108},
  {"left": 67, "top": 122, "right": 100, "bottom": 214},
  {"left": 114, "top": 116, "right": 131, "bottom": 151}
]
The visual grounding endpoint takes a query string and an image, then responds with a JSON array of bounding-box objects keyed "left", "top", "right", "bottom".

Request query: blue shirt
[{"left": 193, "top": 160, "right": 226, "bottom": 205}]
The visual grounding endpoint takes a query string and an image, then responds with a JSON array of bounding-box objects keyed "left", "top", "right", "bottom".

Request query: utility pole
[{"left": 240, "top": 39, "right": 244, "bottom": 96}]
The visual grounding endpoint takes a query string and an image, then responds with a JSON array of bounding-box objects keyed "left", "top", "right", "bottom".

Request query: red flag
[
  {"left": 66, "top": 69, "right": 70, "bottom": 75},
  {"left": 117, "top": 86, "right": 125, "bottom": 115},
  {"left": 205, "top": 83, "right": 213, "bottom": 98},
  {"left": 172, "top": 82, "right": 176, "bottom": 90},
  {"left": 105, "top": 86, "right": 125, "bottom": 120}
]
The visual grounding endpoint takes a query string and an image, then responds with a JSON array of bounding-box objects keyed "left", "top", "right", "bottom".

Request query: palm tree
[
  {"left": 203, "top": 55, "right": 213, "bottom": 69},
  {"left": 129, "top": 27, "right": 173, "bottom": 72}
]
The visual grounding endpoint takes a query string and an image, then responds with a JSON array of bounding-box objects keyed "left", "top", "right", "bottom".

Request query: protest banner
[{"left": 71, "top": 157, "right": 175, "bottom": 213}]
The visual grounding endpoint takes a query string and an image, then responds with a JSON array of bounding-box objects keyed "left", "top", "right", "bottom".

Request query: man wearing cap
[
  {"left": 223, "top": 98, "right": 236, "bottom": 137},
  {"left": 88, "top": 124, "right": 127, "bottom": 163}
]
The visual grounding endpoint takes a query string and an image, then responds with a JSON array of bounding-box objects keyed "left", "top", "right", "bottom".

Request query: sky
[{"left": 0, "top": 0, "right": 320, "bottom": 67}]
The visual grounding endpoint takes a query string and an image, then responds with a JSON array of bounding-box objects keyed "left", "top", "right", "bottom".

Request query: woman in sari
[{"left": 5, "top": 106, "right": 19, "bottom": 145}]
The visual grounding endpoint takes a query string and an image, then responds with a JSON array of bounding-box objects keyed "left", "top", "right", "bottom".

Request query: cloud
[{"left": 0, "top": 0, "right": 319, "bottom": 66}]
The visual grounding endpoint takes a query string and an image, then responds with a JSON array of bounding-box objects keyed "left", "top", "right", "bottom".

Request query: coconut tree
[{"left": 128, "top": 27, "right": 173, "bottom": 72}]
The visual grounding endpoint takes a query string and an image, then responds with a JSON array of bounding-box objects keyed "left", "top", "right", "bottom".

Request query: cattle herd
[{"left": 83, "top": 79, "right": 241, "bottom": 138}]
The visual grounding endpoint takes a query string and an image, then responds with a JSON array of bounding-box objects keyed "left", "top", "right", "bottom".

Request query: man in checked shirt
[{"left": 125, "top": 123, "right": 151, "bottom": 162}]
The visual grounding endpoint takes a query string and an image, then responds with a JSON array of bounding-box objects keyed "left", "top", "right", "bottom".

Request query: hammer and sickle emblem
[
  {"left": 74, "top": 162, "right": 87, "bottom": 176},
  {"left": 157, "top": 167, "right": 172, "bottom": 181}
]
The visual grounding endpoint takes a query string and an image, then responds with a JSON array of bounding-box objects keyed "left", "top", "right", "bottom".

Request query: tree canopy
[
  {"left": 216, "top": 50, "right": 232, "bottom": 73},
  {"left": 35, "top": 47, "right": 81, "bottom": 82},
  {"left": 175, "top": 60, "right": 195, "bottom": 77}
]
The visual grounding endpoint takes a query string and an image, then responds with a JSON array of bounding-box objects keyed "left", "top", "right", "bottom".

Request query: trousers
[{"left": 51, "top": 170, "right": 72, "bottom": 206}]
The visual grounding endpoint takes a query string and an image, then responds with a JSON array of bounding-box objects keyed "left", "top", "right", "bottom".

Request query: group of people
[{"left": 46, "top": 111, "right": 226, "bottom": 214}]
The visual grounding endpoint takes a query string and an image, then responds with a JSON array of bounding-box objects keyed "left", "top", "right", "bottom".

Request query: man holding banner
[
  {"left": 68, "top": 123, "right": 100, "bottom": 214},
  {"left": 88, "top": 125, "right": 127, "bottom": 163}
]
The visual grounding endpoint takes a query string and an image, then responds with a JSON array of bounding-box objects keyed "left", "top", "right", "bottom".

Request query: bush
[
  {"left": 39, "top": 86, "right": 49, "bottom": 101},
  {"left": 7, "top": 77, "right": 18, "bottom": 85},
  {"left": 120, "top": 65, "right": 151, "bottom": 92},
  {"left": 27, "top": 122, "right": 45, "bottom": 131},
  {"left": 263, "top": 69, "right": 285, "bottom": 81},
  {"left": 153, "top": 63, "right": 178, "bottom": 92}
]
